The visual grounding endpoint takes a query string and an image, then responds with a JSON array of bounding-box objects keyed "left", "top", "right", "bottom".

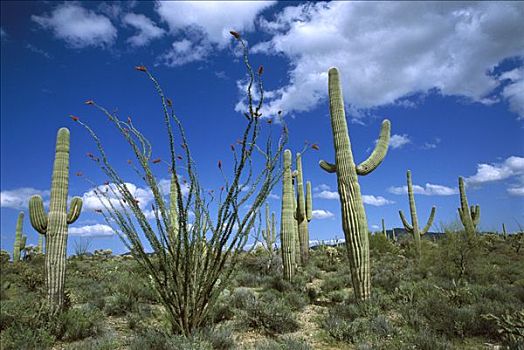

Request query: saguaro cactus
[
  {"left": 502, "top": 223, "right": 508, "bottom": 239},
  {"left": 264, "top": 203, "right": 276, "bottom": 256},
  {"left": 295, "top": 153, "right": 313, "bottom": 264},
  {"left": 29, "top": 128, "right": 82, "bottom": 312},
  {"left": 381, "top": 218, "right": 387, "bottom": 239},
  {"left": 13, "top": 212, "right": 27, "bottom": 261},
  {"left": 458, "top": 177, "right": 480, "bottom": 235},
  {"left": 37, "top": 234, "right": 44, "bottom": 254},
  {"left": 281, "top": 149, "right": 296, "bottom": 281},
  {"left": 319, "top": 67, "right": 390, "bottom": 300},
  {"left": 398, "top": 170, "right": 436, "bottom": 255}
]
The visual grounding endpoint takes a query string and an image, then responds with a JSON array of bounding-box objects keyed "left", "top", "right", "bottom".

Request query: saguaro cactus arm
[
  {"left": 458, "top": 176, "right": 480, "bottom": 233},
  {"left": 399, "top": 210, "right": 414, "bottom": 232},
  {"left": 67, "top": 197, "right": 83, "bottom": 224},
  {"left": 29, "top": 196, "right": 48, "bottom": 235},
  {"left": 420, "top": 206, "right": 436, "bottom": 235},
  {"left": 319, "top": 160, "right": 336, "bottom": 173},
  {"left": 13, "top": 211, "right": 25, "bottom": 261},
  {"left": 356, "top": 120, "right": 391, "bottom": 176},
  {"left": 306, "top": 181, "right": 312, "bottom": 221}
]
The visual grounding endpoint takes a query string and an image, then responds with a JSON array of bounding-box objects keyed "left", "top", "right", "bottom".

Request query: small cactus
[
  {"left": 29, "top": 128, "right": 82, "bottom": 312},
  {"left": 398, "top": 170, "right": 436, "bottom": 255},
  {"left": 457, "top": 177, "right": 480, "bottom": 235},
  {"left": 502, "top": 223, "right": 508, "bottom": 239},
  {"left": 264, "top": 203, "right": 276, "bottom": 256},
  {"left": 381, "top": 218, "right": 387, "bottom": 239},
  {"left": 280, "top": 150, "right": 295, "bottom": 281},
  {"left": 13, "top": 212, "right": 27, "bottom": 261},
  {"left": 319, "top": 67, "right": 390, "bottom": 300}
]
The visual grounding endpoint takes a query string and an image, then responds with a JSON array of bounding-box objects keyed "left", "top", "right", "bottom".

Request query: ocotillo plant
[
  {"left": 76, "top": 33, "right": 287, "bottom": 336},
  {"left": 168, "top": 172, "right": 179, "bottom": 246},
  {"left": 458, "top": 177, "right": 480, "bottom": 235},
  {"left": 295, "top": 153, "right": 313, "bottom": 264},
  {"left": 264, "top": 203, "right": 276, "bottom": 257},
  {"left": 319, "top": 67, "right": 391, "bottom": 301},
  {"left": 13, "top": 211, "right": 26, "bottom": 261},
  {"left": 398, "top": 170, "right": 436, "bottom": 255},
  {"left": 281, "top": 150, "right": 296, "bottom": 280},
  {"left": 29, "top": 127, "right": 83, "bottom": 312}
]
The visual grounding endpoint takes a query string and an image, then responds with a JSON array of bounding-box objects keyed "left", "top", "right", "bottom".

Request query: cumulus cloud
[
  {"left": 314, "top": 190, "right": 339, "bottom": 200},
  {"left": 69, "top": 224, "right": 114, "bottom": 237},
  {"left": 1, "top": 27, "right": 7, "bottom": 41},
  {"left": 253, "top": 2, "right": 524, "bottom": 119},
  {"left": 32, "top": 2, "right": 117, "bottom": 48},
  {"left": 499, "top": 68, "right": 524, "bottom": 119},
  {"left": 312, "top": 209, "right": 334, "bottom": 219},
  {"left": 0, "top": 188, "right": 50, "bottom": 209},
  {"left": 123, "top": 13, "right": 165, "bottom": 47},
  {"left": 388, "top": 183, "right": 458, "bottom": 196},
  {"left": 155, "top": 1, "right": 275, "bottom": 65},
  {"left": 25, "top": 43, "right": 52, "bottom": 59},
  {"left": 507, "top": 186, "right": 524, "bottom": 196},
  {"left": 362, "top": 195, "right": 394, "bottom": 206},
  {"left": 465, "top": 156, "right": 524, "bottom": 185},
  {"left": 389, "top": 134, "right": 410, "bottom": 149}
]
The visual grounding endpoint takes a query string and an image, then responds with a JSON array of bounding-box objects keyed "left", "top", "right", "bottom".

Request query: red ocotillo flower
[
  {"left": 311, "top": 143, "right": 320, "bottom": 151},
  {"left": 229, "top": 31, "right": 241, "bottom": 39},
  {"left": 167, "top": 98, "right": 173, "bottom": 107},
  {"left": 76, "top": 172, "right": 83, "bottom": 177},
  {"left": 135, "top": 65, "right": 147, "bottom": 72},
  {"left": 220, "top": 186, "right": 225, "bottom": 191},
  {"left": 177, "top": 155, "right": 183, "bottom": 160},
  {"left": 152, "top": 158, "right": 161, "bottom": 164},
  {"left": 258, "top": 65, "right": 264, "bottom": 75},
  {"left": 85, "top": 100, "right": 94, "bottom": 105},
  {"left": 94, "top": 209, "right": 103, "bottom": 214},
  {"left": 230, "top": 144, "right": 235, "bottom": 152},
  {"left": 127, "top": 159, "right": 132, "bottom": 164},
  {"left": 103, "top": 181, "right": 109, "bottom": 186},
  {"left": 127, "top": 116, "right": 132, "bottom": 124},
  {"left": 86, "top": 152, "right": 94, "bottom": 158},
  {"left": 267, "top": 119, "right": 273, "bottom": 124},
  {"left": 70, "top": 115, "right": 79, "bottom": 122},
  {"left": 218, "top": 160, "right": 222, "bottom": 170}
]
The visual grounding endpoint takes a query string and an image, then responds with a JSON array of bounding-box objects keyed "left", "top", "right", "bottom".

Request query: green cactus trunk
[
  {"left": 295, "top": 153, "right": 312, "bottom": 264},
  {"left": 319, "top": 68, "right": 390, "bottom": 300},
  {"left": 38, "top": 234, "right": 44, "bottom": 254},
  {"left": 13, "top": 212, "right": 26, "bottom": 261},
  {"left": 457, "top": 177, "right": 480, "bottom": 236},
  {"left": 280, "top": 150, "right": 295, "bottom": 281},
  {"left": 502, "top": 223, "right": 507, "bottom": 239},
  {"left": 382, "top": 218, "right": 387, "bottom": 239},
  {"left": 398, "top": 170, "right": 436, "bottom": 256},
  {"left": 29, "top": 128, "right": 82, "bottom": 312},
  {"left": 291, "top": 179, "right": 300, "bottom": 267}
]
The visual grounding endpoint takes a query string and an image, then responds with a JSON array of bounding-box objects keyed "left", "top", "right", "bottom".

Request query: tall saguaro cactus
[
  {"left": 13, "top": 212, "right": 27, "bottom": 261},
  {"left": 295, "top": 153, "right": 313, "bottom": 264},
  {"left": 319, "top": 68, "right": 390, "bottom": 300},
  {"left": 29, "top": 128, "right": 82, "bottom": 312},
  {"left": 281, "top": 149, "right": 296, "bottom": 281},
  {"left": 398, "top": 170, "right": 436, "bottom": 255},
  {"left": 381, "top": 218, "right": 387, "bottom": 239},
  {"left": 458, "top": 177, "right": 480, "bottom": 235}
]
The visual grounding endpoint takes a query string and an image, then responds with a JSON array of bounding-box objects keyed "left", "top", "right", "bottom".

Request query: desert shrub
[
  {"left": 266, "top": 275, "right": 293, "bottom": 292},
  {"left": 409, "top": 328, "right": 453, "bottom": 350},
  {"left": 327, "top": 289, "right": 346, "bottom": 303},
  {"left": 369, "top": 233, "right": 398, "bottom": 254},
  {"left": 237, "top": 296, "right": 299, "bottom": 334},
  {"left": 321, "top": 273, "right": 349, "bottom": 293},
  {"left": 129, "top": 328, "right": 212, "bottom": 350},
  {"left": 0, "top": 250, "right": 10, "bottom": 264},
  {"left": 103, "top": 293, "right": 136, "bottom": 316},
  {"left": 0, "top": 323, "right": 54, "bottom": 350},
  {"left": 284, "top": 290, "right": 309, "bottom": 311},
  {"left": 197, "top": 325, "right": 236, "bottom": 350},
  {"left": 255, "top": 337, "right": 312, "bottom": 350},
  {"left": 50, "top": 306, "right": 102, "bottom": 341},
  {"left": 234, "top": 270, "right": 265, "bottom": 287},
  {"left": 64, "top": 334, "right": 119, "bottom": 350},
  {"left": 230, "top": 287, "right": 256, "bottom": 310}
]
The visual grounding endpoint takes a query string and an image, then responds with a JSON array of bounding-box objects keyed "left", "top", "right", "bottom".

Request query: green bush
[
  {"left": 51, "top": 306, "right": 102, "bottom": 341},
  {"left": 237, "top": 296, "right": 299, "bottom": 334}
]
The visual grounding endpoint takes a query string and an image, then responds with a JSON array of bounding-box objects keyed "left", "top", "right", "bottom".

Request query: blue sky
[{"left": 1, "top": 1, "right": 523, "bottom": 255}]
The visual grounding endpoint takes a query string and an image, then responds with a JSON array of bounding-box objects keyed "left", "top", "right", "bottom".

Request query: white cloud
[
  {"left": 155, "top": 1, "right": 275, "bottom": 65},
  {"left": 314, "top": 184, "right": 331, "bottom": 192},
  {"left": 268, "top": 193, "right": 280, "bottom": 200},
  {"left": 0, "top": 188, "right": 50, "bottom": 209},
  {"left": 362, "top": 195, "right": 394, "bottom": 206},
  {"left": 422, "top": 137, "right": 441, "bottom": 150},
  {"left": 123, "top": 13, "right": 165, "bottom": 47},
  {"left": 389, "top": 134, "right": 410, "bottom": 149},
  {"left": 32, "top": 3, "right": 117, "bottom": 48},
  {"left": 253, "top": 2, "right": 524, "bottom": 119},
  {"left": 499, "top": 68, "right": 524, "bottom": 119},
  {"left": 69, "top": 224, "right": 114, "bottom": 237},
  {"left": 314, "top": 190, "right": 339, "bottom": 200},
  {"left": 0, "top": 27, "right": 7, "bottom": 41},
  {"left": 312, "top": 209, "right": 334, "bottom": 219},
  {"left": 466, "top": 156, "right": 524, "bottom": 185},
  {"left": 507, "top": 186, "right": 524, "bottom": 196},
  {"left": 388, "top": 183, "right": 458, "bottom": 196},
  {"left": 25, "top": 43, "right": 52, "bottom": 59},
  {"left": 156, "top": 1, "right": 275, "bottom": 47}
]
